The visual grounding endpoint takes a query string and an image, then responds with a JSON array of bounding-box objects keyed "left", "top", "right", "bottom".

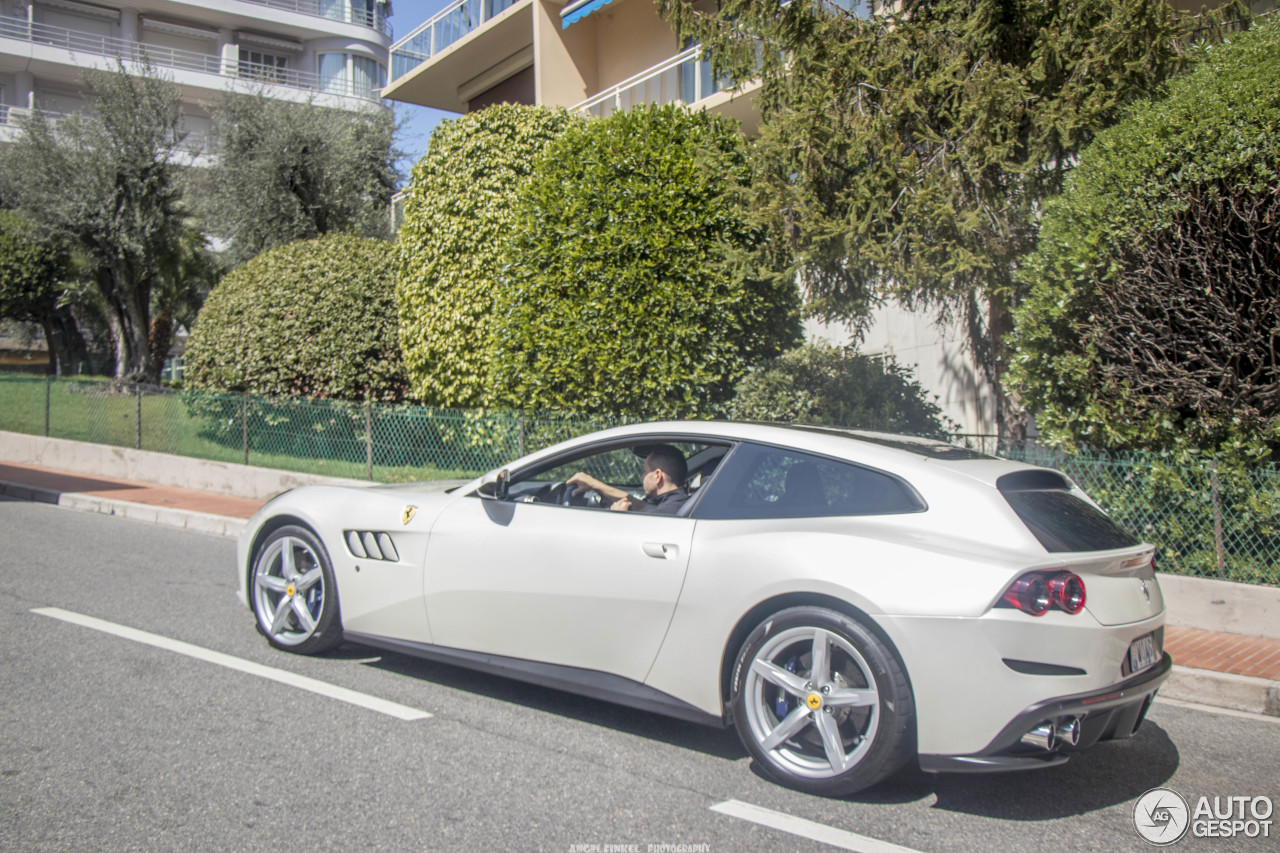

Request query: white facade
[{"left": 0, "top": 0, "right": 393, "bottom": 149}]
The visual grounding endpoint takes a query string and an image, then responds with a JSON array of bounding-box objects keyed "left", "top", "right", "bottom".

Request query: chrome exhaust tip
[
  {"left": 1020, "top": 722, "right": 1055, "bottom": 751},
  {"left": 1055, "top": 717, "right": 1081, "bottom": 748}
]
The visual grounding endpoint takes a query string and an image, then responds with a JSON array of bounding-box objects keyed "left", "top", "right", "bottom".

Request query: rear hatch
[{"left": 997, "top": 470, "right": 1163, "bottom": 625}]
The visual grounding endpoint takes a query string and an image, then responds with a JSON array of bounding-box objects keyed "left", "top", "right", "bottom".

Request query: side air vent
[{"left": 344, "top": 530, "right": 400, "bottom": 562}]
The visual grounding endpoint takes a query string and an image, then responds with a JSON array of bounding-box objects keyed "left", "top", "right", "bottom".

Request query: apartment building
[{"left": 0, "top": 0, "right": 393, "bottom": 152}]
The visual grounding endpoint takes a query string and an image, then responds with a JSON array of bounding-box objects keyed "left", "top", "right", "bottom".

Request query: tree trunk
[
  {"left": 100, "top": 265, "right": 156, "bottom": 382},
  {"left": 39, "top": 308, "right": 91, "bottom": 376}
]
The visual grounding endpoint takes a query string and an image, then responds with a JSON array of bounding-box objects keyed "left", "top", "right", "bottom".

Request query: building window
[
  {"left": 319, "top": 53, "right": 384, "bottom": 98},
  {"left": 352, "top": 55, "right": 381, "bottom": 97},
  {"left": 239, "top": 49, "right": 288, "bottom": 83},
  {"left": 318, "top": 52, "right": 348, "bottom": 95}
]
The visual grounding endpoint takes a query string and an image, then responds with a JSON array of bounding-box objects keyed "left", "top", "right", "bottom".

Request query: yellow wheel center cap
[
  {"left": 285, "top": 583, "right": 296, "bottom": 598},
  {"left": 806, "top": 693, "right": 823, "bottom": 711}
]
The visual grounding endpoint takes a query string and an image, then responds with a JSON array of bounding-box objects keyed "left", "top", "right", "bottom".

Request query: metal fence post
[
  {"left": 44, "top": 374, "right": 51, "bottom": 437},
  {"left": 1210, "top": 460, "right": 1226, "bottom": 578},
  {"left": 135, "top": 383, "right": 142, "bottom": 450},
  {"left": 242, "top": 394, "right": 249, "bottom": 466},
  {"left": 365, "top": 401, "right": 373, "bottom": 481}
]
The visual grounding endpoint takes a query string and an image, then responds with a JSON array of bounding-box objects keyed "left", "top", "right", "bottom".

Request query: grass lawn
[{"left": 0, "top": 375, "right": 482, "bottom": 482}]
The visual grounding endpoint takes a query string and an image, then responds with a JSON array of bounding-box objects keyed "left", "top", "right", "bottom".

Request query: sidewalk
[
  {"left": 2, "top": 458, "right": 1277, "bottom": 718},
  {"left": 0, "top": 460, "right": 263, "bottom": 537}
]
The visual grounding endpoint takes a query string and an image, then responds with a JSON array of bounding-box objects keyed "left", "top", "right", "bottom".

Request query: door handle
[{"left": 642, "top": 542, "right": 678, "bottom": 560}]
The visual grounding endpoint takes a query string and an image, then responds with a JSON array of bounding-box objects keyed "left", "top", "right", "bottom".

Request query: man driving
[{"left": 567, "top": 445, "right": 690, "bottom": 514}]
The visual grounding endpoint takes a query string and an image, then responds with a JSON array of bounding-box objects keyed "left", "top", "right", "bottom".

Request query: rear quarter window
[
  {"left": 694, "top": 444, "right": 925, "bottom": 519},
  {"left": 997, "top": 471, "right": 1139, "bottom": 552}
]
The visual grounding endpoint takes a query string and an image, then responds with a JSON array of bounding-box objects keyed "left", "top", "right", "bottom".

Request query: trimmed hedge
[
  {"left": 185, "top": 234, "right": 407, "bottom": 402},
  {"left": 395, "top": 105, "right": 582, "bottom": 408},
  {"left": 490, "top": 104, "right": 800, "bottom": 418},
  {"left": 1009, "top": 19, "right": 1280, "bottom": 460}
]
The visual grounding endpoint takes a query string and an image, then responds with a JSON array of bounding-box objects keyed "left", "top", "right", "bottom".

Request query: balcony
[
  {"left": 389, "top": 0, "right": 522, "bottom": 80},
  {"left": 0, "top": 106, "right": 211, "bottom": 163},
  {"left": 573, "top": 46, "right": 759, "bottom": 131},
  {"left": 384, "top": 0, "right": 531, "bottom": 112},
  {"left": 0, "top": 15, "right": 383, "bottom": 103},
  {"left": 236, "top": 0, "right": 393, "bottom": 38}
]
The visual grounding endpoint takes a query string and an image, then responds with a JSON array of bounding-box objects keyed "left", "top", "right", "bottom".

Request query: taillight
[
  {"left": 1000, "top": 571, "right": 1087, "bottom": 616},
  {"left": 1047, "top": 573, "right": 1086, "bottom": 614}
]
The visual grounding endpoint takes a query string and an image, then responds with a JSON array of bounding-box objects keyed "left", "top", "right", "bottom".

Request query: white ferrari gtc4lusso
[{"left": 236, "top": 421, "right": 1171, "bottom": 795}]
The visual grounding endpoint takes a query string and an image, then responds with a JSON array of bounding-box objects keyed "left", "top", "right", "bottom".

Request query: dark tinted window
[
  {"left": 784, "top": 425, "right": 990, "bottom": 460},
  {"left": 998, "top": 473, "right": 1138, "bottom": 552},
  {"left": 695, "top": 444, "right": 925, "bottom": 519}
]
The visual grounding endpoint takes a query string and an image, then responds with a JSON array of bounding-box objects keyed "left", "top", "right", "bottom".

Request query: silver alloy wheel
[
  {"left": 252, "top": 535, "right": 326, "bottom": 647},
  {"left": 742, "top": 625, "right": 881, "bottom": 780}
]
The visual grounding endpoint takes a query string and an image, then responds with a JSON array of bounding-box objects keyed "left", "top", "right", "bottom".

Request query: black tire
[
  {"left": 249, "top": 525, "right": 343, "bottom": 655},
  {"left": 729, "top": 606, "right": 915, "bottom": 796}
]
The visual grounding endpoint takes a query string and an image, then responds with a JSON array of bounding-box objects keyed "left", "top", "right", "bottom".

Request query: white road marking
[
  {"left": 31, "top": 607, "right": 432, "bottom": 721},
  {"left": 1154, "top": 696, "right": 1280, "bottom": 725},
  {"left": 711, "top": 800, "right": 927, "bottom": 853}
]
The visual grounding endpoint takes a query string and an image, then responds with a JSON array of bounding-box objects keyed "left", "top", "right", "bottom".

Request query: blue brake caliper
[
  {"left": 305, "top": 585, "right": 323, "bottom": 620},
  {"left": 775, "top": 658, "right": 799, "bottom": 718}
]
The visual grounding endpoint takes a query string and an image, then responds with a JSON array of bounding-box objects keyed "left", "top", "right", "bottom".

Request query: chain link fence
[
  {"left": 1, "top": 371, "right": 1275, "bottom": 584},
  {"left": 1000, "top": 443, "right": 1278, "bottom": 586},
  {"left": 0, "top": 373, "right": 627, "bottom": 482}
]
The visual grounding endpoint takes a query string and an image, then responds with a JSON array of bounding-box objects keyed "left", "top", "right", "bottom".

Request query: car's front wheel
[
  {"left": 250, "top": 525, "right": 342, "bottom": 655},
  {"left": 730, "top": 606, "right": 914, "bottom": 796}
]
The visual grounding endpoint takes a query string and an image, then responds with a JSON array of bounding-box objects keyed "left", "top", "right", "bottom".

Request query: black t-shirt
[{"left": 634, "top": 486, "right": 690, "bottom": 515}]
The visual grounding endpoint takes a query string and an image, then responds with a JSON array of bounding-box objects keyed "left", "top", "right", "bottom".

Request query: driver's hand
[
  {"left": 568, "top": 472, "right": 602, "bottom": 496},
  {"left": 610, "top": 496, "right": 633, "bottom": 512}
]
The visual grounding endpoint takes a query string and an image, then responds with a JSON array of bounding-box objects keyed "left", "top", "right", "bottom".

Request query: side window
[
  {"left": 500, "top": 440, "right": 727, "bottom": 509},
  {"left": 696, "top": 444, "right": 924, "bottom": 519}
]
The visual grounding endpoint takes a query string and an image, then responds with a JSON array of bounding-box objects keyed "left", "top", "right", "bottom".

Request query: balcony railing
[
  {"left": 0, "top": 106, "right": 209, "bottom": 154},
  {"left": 236, "top": 0, "right": 393, "bottom": 38},
  {"left": 389, "top": 0, "right": 525, "bottom": 82},
  {"left": 0, "top": 15, "right": 382, "bottom": 101},
  {"left": 573, "top": 46, "right": 738, "bottom": 118}
]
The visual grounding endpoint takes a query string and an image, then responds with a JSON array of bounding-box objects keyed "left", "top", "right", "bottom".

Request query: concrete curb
[
  {"left": 1163, "top": 665, "right": 1280, "bottom": 717},
  {"left": 0, "top": 479, "right": 246, "bottom": 538}
]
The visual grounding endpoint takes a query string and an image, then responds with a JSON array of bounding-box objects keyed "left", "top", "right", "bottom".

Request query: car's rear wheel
[
  {"left": 730, "top": 606, "right": 914, "bottom": 796},
  {"left": 250, "top": 525, "right": 343, "bottom": 654}
]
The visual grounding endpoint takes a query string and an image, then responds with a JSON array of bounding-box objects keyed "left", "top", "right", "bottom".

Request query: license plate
[{"left": 1128, "top": 633, "right": 1159, "bottom": 675}]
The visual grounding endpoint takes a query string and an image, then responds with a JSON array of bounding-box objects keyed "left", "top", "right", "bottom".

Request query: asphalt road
[{"left": 2, "top": 498, "right": 1277, "bottom": 853}]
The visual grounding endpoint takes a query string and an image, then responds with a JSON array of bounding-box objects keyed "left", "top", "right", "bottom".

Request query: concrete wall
[
  {"left": 806, "top": 300, "right": 998, "bottom": 437},
  {"left": 1159, "top": 572, "right": 1280, "bottom": 641},
  {"left": 0, "top": 431, "right": 368, "bottom": 500}
]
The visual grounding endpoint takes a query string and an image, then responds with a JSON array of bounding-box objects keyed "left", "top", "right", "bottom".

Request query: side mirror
[{"left": 477, "top": 468, "right": 510, "bottom": 500}]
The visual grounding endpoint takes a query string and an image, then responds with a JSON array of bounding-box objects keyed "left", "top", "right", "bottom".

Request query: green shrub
[
  {"left": 729, "top": 343, "right": 956, "bottom": 437},
  {"left": 185, "top": 234, "right": 407, "bottom": 402},
  {"left": 1008, "top": 18, "right": 1280, "bottom": 461},
  {"left": 490, "top": 104, "right": 800, "bottom": 418},
  {"left": 395, "top": 105, "right": 582, "bottom": 408}
]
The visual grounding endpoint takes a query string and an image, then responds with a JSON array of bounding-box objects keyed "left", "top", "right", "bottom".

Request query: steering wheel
[
  {"left": 548, "top": 481, "right": 604, "bottom": 507},
  {"left": 546, "top": 481, "right": 574, "bottom": 506}
]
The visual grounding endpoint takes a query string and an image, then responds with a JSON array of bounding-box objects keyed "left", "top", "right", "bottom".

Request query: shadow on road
[
  {"left": 840, "top": 721, "right": 1179, "bottom": 816},
  {"left": 335, "top": 641, "right": 748, "bottom": 761},
  {"left": 332, "top": 640, "right": 1178, "bottom": 814}
]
